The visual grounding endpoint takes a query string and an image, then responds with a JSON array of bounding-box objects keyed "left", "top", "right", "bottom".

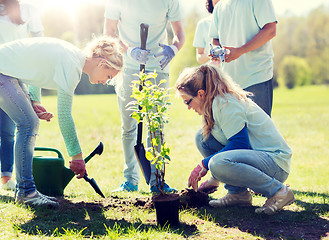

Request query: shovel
[
  {"left": 83, "top": 142, "right": 105, "bottom": 198},
  {"left": 134, "top": 23, "right": 152, "bottom": 185}
]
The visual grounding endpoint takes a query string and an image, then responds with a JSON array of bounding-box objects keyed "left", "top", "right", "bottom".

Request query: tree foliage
[
  {"left": 278, "top": 56, "right": 312, "bottom": 89},
  {"left": 41, "top": 3, "right": 329, "bottom": 93}
]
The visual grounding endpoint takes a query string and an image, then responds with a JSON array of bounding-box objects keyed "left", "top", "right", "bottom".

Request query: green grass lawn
[{"left": 0, "top": 85, "right": 328, "bottom": 239}]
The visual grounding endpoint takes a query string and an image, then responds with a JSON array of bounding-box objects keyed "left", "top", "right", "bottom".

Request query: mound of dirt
[{"left": 179, "top": 188, "right": 209, "bottom": 208}]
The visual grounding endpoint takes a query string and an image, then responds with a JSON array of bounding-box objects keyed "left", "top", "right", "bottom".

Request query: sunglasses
[{"left": 184, "top": 97, "right": 194, "bottom": 107}]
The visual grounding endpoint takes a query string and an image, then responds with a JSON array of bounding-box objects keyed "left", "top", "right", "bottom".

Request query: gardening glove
[
  {"left": 209, "top": 44, "right": 229, "bottom": 62},
  {"left": 188, "top": 162, "right": 208, "bottom": 192},
  {"left": 31, "top": 101, "right": 54, "bottom": 122},
  {"left": 154, "top": 43, "right": 178, "bottom": 70},
  {"left": 127, "top": 47, "right": 150, "bottom": 65},
  {"left": 198, "top": 177, "right": 220, "bottom": 194},
  {"left": 69, "top": 159, "right": 86, "bottom": 179}
]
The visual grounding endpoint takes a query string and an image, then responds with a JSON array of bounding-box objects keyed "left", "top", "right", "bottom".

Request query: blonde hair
[
  {"left": 84, "top": 36, "right": 123, "bottom": 71},
  {"left": 175, "top": 64, "right": 253, "bottom": 139}
]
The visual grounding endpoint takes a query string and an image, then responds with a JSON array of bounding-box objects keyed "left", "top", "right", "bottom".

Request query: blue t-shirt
[
  {"left": 104, "top": 0, "right": 183, "bottom": 73},
  {"left": 209, "top": 0, "right": 277, "bottom": 88}
]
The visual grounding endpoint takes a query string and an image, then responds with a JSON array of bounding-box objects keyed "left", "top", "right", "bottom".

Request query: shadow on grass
[
  {"left": 3, "top": 189, "right": 328, "bottom": 239},
  {"left": 10, "top": 197, "right": 197, "bottom": 238},
  {"left": 194, "top": 189, "right": 329, "bottom": 240}
]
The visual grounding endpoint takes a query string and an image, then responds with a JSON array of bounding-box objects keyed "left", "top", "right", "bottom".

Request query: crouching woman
[{"left": 175, "top": 64, "right": 295, "bottom": 215}]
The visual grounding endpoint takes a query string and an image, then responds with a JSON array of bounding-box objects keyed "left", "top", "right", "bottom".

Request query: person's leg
[
  {"left": 195, "top": 129, "right": 225, "bottom": 158},
  {"left": 0, "top": 109, "right": 16, "bottom": 182},
  {"left": 115, "top": 68, "right": 141, "bottom": 188},
  {"left": 0, "top": 74, "right": 38, "bottom": 197},
  {"left": 209, "top": 149, "right": 288, "bottom": 197},
  {"left": 245, "top": 79, "right": 273, "bottom": 117}
]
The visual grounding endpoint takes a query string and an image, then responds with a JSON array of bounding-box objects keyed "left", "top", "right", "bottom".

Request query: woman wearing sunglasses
[{"left": 175, "top": 64, "right": 294, "bottom": 215}]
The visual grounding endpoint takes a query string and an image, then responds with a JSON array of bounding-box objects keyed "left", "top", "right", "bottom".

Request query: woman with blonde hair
[
  {"left": 0, "top": 36, "right": 123, "bottom": 207},
  {"left": 176, "top": 64, "right": 295, "bottom": 215}
]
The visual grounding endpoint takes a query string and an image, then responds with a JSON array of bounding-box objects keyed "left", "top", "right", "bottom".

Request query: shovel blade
[
  {"left": 84, "top": 174, "right": 105, "bottom": 198},
  {"left": 134, "top": 143, "right": 151, "bottom": 185}
]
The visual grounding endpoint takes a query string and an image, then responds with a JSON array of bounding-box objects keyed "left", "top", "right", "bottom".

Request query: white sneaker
[
  {"left": 1, "top": 179, "right": 16, "bottom": 191},
  {"left": 15, "top": 190, "right": 59, "bottom": 208},
  {"left": 209, "top": 190, "right": 252, "bottom": 207},
  {"left": 255, "top": 185, "right": 295, "bottom": 215}
]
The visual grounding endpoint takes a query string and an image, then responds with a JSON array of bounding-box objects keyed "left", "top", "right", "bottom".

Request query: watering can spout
[{"left": 62, "top": 142, "right": 104, "bottom": 189}]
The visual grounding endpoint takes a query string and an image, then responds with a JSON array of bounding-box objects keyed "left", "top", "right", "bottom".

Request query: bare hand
[
  {"left": 32, "top": 102, "right": 54, "bottom": 122},
  {"left": 69, "top": 159, "right": 87, "bottom": 179}
]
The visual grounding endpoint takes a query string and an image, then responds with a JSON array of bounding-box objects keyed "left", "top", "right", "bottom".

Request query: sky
[{"left": 23, "top": 0, "right": 329, "bottom": 18}]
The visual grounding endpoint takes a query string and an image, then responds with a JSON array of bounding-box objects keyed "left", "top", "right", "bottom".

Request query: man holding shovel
[{"left": 104, "top": 0, "right": 185, "bottom": 193}]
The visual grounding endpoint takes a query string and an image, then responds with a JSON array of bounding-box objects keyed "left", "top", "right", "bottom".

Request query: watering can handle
[{"left": 34, "top": 147, "right": 64, "bottom": 159}]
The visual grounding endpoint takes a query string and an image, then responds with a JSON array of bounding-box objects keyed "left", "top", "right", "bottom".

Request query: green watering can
[{"left": 32, "top": 142, "right": 104, "bottom": 197}]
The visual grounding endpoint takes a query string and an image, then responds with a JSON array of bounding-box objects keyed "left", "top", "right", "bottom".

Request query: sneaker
[
  {"left": 1, "top": 179, "right": 16, "bottom": 191},
  {"left": 209, "top": 190, "right": 252, "bottom": 207},
  {"left": 15, "top": 191, "right": 59, "bottom": 208},
  {"left": 150, "top": 182, "right": 177, "bottom": 193},
  {"left": 255, "top": 185, "right": 295, "bottom": 215},
  {"left": 38, "top": 191, "right": 58, "bottom": 201},
  {"left": 112, "top": 181, "right": 138, "bottom": 192}
]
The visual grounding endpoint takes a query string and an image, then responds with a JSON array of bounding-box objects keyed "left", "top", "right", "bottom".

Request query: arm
[
  {"left": 196, "top": 47, "right": 210, "bottom": 64},
  {"left": 103, "top": 18, "right": 128, "bottom": 54},
  {"left": 57, "top": 88, "right": 86, "bottom": 178},
  {"left": 170, "top": 20, "right": 185, "bottom": 51},
  {"left": 202, "top": 125, "right": 251, "bottom": 170},
  {"left": 223, "top": 22, "right": 277, "bottom": 63},
  {"left": 154, "top": 20, "right": 185, "bottom": 70}
]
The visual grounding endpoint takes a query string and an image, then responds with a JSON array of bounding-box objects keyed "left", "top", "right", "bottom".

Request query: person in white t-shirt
[
  {"left": 193, "top": 0, "right": 220, "bottom": 64},
  {"left": 0, "top": 0, "right": 44, "bottom": 191},
  {"left": 0, "top": 36, "right": 123, "bottom": 207},
  {"left": 104, "top": 0, "right": 185, "bottom": 193},
  {"left": 209, "top": 0, "right": 277, "bottom": 117},
  {"left": 176, "top": 64, "right": 295, "bottom": 215}
]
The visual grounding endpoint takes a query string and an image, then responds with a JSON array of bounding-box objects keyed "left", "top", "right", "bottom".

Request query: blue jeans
[
  {"left": 195, "top": 129, "right": 288, "bottom": 197},
  {"left": 0, "top": 108, "right": 15, "bottom": 178},
  {"left": 0, "top": 74, "right": 39, "bottom": 196},
  {"left": 115, "top": 68, "right": 169, "bottom": 187},
  {"left": 245, "top": 79, "right": 273, "bottom": 117}
]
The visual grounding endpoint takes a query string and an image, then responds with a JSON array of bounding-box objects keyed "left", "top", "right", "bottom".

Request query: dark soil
[{"left": 55, "top": 190, "right": 329, "bottom": 240}]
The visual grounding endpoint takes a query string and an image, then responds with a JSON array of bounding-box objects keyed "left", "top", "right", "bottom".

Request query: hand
[
  {"left": 69, "top": 159, "right": 86, "bottom": 179},
  {"left": 199, "top": 177, "right": 220, "bottom": 194},
  {"left": 188, "top": 163, "right": 208, "bottom": 191},
  {"left": 128, "top": 47, "right": 150, "bottom": 64},
  {"left": 209, "top": 44, "right": 230, "bottom": 62},
  {"left": 222, "top": 46, "right": 243, "bottom": 63},
  {"left": 32, "top": 101, "right": 54, "bottom": 122},
  {"left": 154, "top": 43, "right": 178, "bottom": 70}
]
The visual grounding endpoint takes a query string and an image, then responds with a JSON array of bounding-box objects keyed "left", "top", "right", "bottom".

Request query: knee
[
  {"left": 209, "top": 157, "right": 232, "bottom": 181},
  {"left": 195, "top": 129, "right": 205, "bottom": 154},
  {"left": 16, "top": 114, "right": 39, "bottom": 133},
  {"left": 121, "top": 121, "right": 137, "bottom": 138}
]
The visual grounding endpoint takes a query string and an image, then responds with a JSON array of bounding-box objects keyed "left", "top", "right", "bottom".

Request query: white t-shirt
[
  {"left": 211, "top": 94, "right": 292, "bottom": 173},
  {"left": 0, "top": 37, "right": 85, "bottom": 96},
  {"left": 193, "top": 15, "right": 212, "bottom": 54},
  {"left": 0, "top": 3, "right": 44, "bottom": 44},
  {"left": 104, "top": 0, "right": 183, "bottom": 73},
  {"left": 209, "top": 0, "right": 277, "bottom": 89}
]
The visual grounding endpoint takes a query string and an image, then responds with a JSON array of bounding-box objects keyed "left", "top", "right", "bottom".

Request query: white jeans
[{"left": 115, "top": 68, "right": 169, "bottom": 187}]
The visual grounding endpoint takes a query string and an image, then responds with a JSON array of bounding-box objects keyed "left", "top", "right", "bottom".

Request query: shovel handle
[{"left": 84, "top": 141, "right": 104, "bottom": 163}]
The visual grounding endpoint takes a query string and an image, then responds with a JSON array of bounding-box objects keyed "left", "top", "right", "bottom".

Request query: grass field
[{"left": 0, "top": 85, "right": 328, "bottom": 239}]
